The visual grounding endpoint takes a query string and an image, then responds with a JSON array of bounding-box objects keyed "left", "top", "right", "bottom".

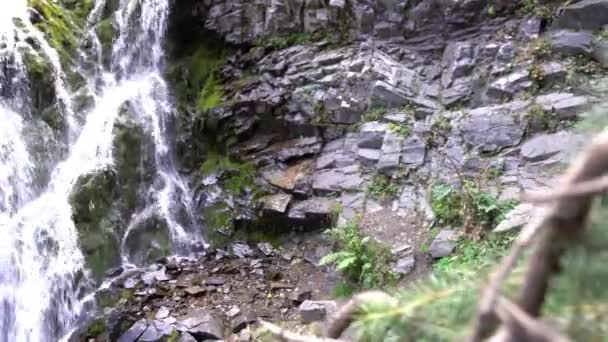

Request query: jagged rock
[
  {"left": 520, "top": 131, "right": 579, "bottom": 163},
  {"left": 118, "top": 319, "right": 148, "bottom": 342},
  {"left": 271, "top": 137, "right": 322, "bottom": 162},
  {"left": 230, "top": 312, "right": 257, "bottom": 334},
  {"left": 391, "top": 245, "right": 415, "bottom": 276},
  {"left": 553, "top": 0, "right": 608, "bottom": 31},
  {"left": 261, "top": 160, "right": 312, "bottom": 191},
  {"left": 230, "top": 243, "right": 254, "bottom": 258},
  {"left": 441, "top": 41, "right": 477, "bottom": 88},
  {"left": 486, "top": 62, "right": 566, "bottom": 100},
  {"left": 311, "top": 165, "right": 365, "bottom": 191},
  {"left": 358, "top": 122, "right": 387, "bottom": 149},
  {"left": 185, "top": 286, "right": 206, "bottom": 296},
  {"left": 139, "top": 320, "right": 175, "bottom": 342},
  {"left": 549, "top": 30, "right": 594, "bottom": 56},
  {"left": 518, "top": 17, "right": 541, "bottom": 40},
  {"left": 299, "top": 300, "right": 337, "bottom": 323},
  {"left": 378, "top": 131, "right": 403, "bottom": 175},
  {"left": 257, "top": 242, "right": 274, "bottom": 256},
  {"left": 357, "top": 148, "right": 382, "bottom": 166},
  {"left": 429, "top": 229, "right": 458, "bottom": 258},
  {"left": 288, "top": 197, "right": 338, "bottom": 219},
  {"left": 459, "top": 105, "right": 524, "bottom": 153},
  {"left": 535, "top": 93, "right": 588, "bottom": 119},
  {"left": 401, "top": 135, "right": 426, "bottom": 167},
  {"left": 178, "top": 310, "right": 224, "bottom": 341},
  {"left": 494, "top": 203, "right": 545, "bottom": 233},
  {"left": 290, "top": 288, "right": 313, "bottom": 304},
  {"left": 260, "top": 194, "right": 292, "bottom": 213}
]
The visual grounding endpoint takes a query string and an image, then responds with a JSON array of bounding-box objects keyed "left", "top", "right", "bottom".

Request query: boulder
[
  {"left": 553, "top": 0, "right": 608, "bottom": 31},
  {"left": 520, "top": 131, "right": 579, "bottom": 163},
  {"left": 178, "top": 310, "right": 224, "bottom": 341},
  {"left": 429, "top": 229, "right": 458, "bottom": 258},
  {"left": 549, "top": 30, "right": 594, "bottom": 56},
  {"left": 459, "top": 107, "right": 524, "bottom": 153},
  {"left": 299, "top": 300, "right": 338, "bottom": 323}
]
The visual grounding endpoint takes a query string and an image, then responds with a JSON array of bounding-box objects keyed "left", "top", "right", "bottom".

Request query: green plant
[
  {"left": 367, "top": 175, "right": 400, "bottom": 201},
  {"left": 363, "top": 106, "right": 387, "bottom": 122},
  {"left": 596, "top": 30, "right": 608, "bottom": 41},
  {"left": 528, "top": 63, "right": 546, "bottom": 90},
  {"left": 387, "top": 122, "right": 410, "bottom": 138},
  {"left": 320, "top": 218, "right": 397, "bottom": 288},
  {"left": 525, "top": 103, "right": 555, "bottom": 132},
  {"left": 529, "top": 38, "right": 552, "bottom": 60},
  {"left": 332, "top": 280, "right": 356, "bottom": 299},
  {"left": 520, "top": 0, "right": 553, "bottom": 19},
  {"left": 200, "top": 150, "right": 256, "bottom": 195},
  {"left": 261, "top": 31, "right": 325, "bottom": 50},
  {"left": 434, "top": 234, "right": 516, "bottom": 273},
  {"left": 431, "top": 183, "right": 517, "bottom": 229}
]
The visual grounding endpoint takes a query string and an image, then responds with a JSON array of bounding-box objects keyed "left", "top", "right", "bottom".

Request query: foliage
[
  {"left": 362, "top": 106, "right": 387, "bottom": 122},
  {"left": 431, "top": 183, "right": 517, "bottom": 229},
  {"left": 28, "top": 0, "right": 93, "bottom": 66},
  {"left": 387, "top": 122, "right": 410, "bottom": 138},
  {"left": 320, "top": 218, "right": 397, "bottom": 289},
  {"left": 367, "top": 175, "right": 400, "bottom": 201},
  {"left": 200, "top": 149, "right": 256, "bottom": 195},
  {"left": 261, "top": 31, "right": 325, "bottom": 50},
  {"left": 434, "top": 234, "right": 516, "bottom": 273},
  {"left": 525, "top": 103, "right": 555, "bottom": 133},
  {"left": 528, "top": 63, "right": 546, "bottom": 90},
  {"left": 332, "top": 280, "right": 356, "bottom": 299},
  {"left": 519, "top": 0, "right": 556, "bottom": 19}
]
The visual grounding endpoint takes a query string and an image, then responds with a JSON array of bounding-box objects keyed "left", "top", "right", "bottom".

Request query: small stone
[
  {"left": 392, "top": 255, "right": 416, "bottom": 276},
  {"left": 178, "top": 309, "right": 224, "bottom": 340},
  {"left": 155, "top": 306, "right": 170, "bottom": 320},
  {"left": 231, "top": 243, "right": 254, "bottom": 258},
  {"left": 227, "top": 305, "right": 240, "bottom": 318},
  {"left": 290, "top": 288, "right": 312, "bottom": 304},
  {"left": 257, "top": 243, "right": 274, "bottom": 256},
  {"left": 299, "top": 300, "right": 338, "bottom": 323},
  {"left": 429, "top": 229, "right": 458, "bottom": 258},
  {"left": 184, "top": 286, "right": 206, "bottom": 296},
  {"left": 223, "top": 285, "right": 231, "bottom": 294},
  {"left": 270, "top": 282, "right": 295, "bottom": 290},
  {"left": 205, "top": 277, "right": 226, "bottom": 286}
]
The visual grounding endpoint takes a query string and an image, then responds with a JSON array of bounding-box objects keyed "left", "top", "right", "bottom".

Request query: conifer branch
[{"left": 259, "top": 321, "right": 347, "bottom": 342}]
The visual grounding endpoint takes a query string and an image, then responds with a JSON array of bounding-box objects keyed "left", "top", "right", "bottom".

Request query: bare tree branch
[{"left": 524, "top": 174, "right": 608, "bottom": 203}]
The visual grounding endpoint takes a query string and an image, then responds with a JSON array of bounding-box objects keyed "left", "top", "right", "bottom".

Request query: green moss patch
[{"left": 200, "top": 149, "right": 256, "bottom": 195}]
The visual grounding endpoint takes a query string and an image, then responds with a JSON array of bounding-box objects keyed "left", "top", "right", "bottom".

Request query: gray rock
[
  {"left": 535, "top": 93, "right": 588, "bottom": 119},
  {"left": 550, "top": 30, "right": 594, "bottom": 56},
  {"left": 392, "top": 255, "right": 416, "bottom": 276},
  {"left": 312, "top": 165, "right": 365, "bottom": 191},
  {"left": 494, "top": 203, "right": 545, "bottom": 233},
  {"left": 459, "top": 108, "right": 524, "bottom": 153},
  {"left": 401, "top": 136, "right": 426, "bottom": 167},
  {"left": 357, "top": 148, "right": 382, "bottom": 166},
  {"left": 178, "top": 333, "right": 198, "bottom": 342},
  {"left": 378, "top": 131, "right": 403, "bottom": 175},
  {"left": 178, "top": 310, "right": 224, "bottom": 341},
  {"left": 118, "top": 319, "right": 148, "bottom": 342},
  {"left": 155, "top": 306, "right": 170, "bottom": 320},
  {"left": 139, "top": 320, "right": 175, "bottom": 342},
  {"left": 257, "top": 242, "right": 274, "bottom": 256},
  {"left": 291, "top": 288, "right": 313, "bottom": 304},
  {"left": 288, "top": 197, "right": 338, "bottom": 219},
  {"left": 260, "top": 194, "right": 292, "bottom": 213},
  {"left": 231, "top": 243, "right": 254, "bottom": 258},
  {"left": 486, "top": 68, "right": 532, "bottom": 100},
  {"left": 553, "top": 0, "right": 608, "bottom": 31},
  {"left": 230, "top": 313, "right": 257, "bottom": 334},
  {"left": 442, "top": 41, "right": 477, "bottom": 88},
  {"left": 520, "top": 131, "right": 577, "bottom": 162},
  {"left": 593, "top": 38, "right": 608, "bottom": 67},
  {"left": 358, "top": 122, "right": 387, "bottom": 149},
  {"left": 299, "top": 300, "right": 338, "bottom": 323},
  {"left": 275, "top": 137, "right": 322, "bottom": 161},
  {"left": 141, "top": 268, "right": 169, "bottom": 285},
  {"left": 429, "top": 229, "right": 458, "bottom": 258},
  {"left": 519, "top": 18, "right": 541, "bottom": 40}
]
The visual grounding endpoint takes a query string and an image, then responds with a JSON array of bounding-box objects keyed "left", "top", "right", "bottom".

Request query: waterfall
[{"left": 0, "top": 0, "right": 201, "bottom": 340}]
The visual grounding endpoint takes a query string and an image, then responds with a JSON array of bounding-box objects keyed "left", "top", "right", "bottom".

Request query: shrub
[
  {"left": 367, "top": 175, "right": 400, "bottom": 201},
  {"left": 320, "top": 218, "right": 397, "bottom": 288}
]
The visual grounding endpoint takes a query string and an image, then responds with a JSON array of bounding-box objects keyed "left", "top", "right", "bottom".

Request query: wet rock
[
  {"left": 429, "top": 229, "right": 458, "bottom": 258},
  {"left": 550, "top": 30, "right": 594, "bottom": 56},
  {"left": 257, "top": 242, "right": 274, "bottom": 256},
  {"left": 553, "top": 0, "right": 608, "bottom": 31},
  {"left": 141, "top": 268, "right": 170, "bottom": 286},
  {"left": 139, "top": 320, "right": 175, "bottom": 342},
  {"left": 299, "top": 300, "right": 338, "bottom": 323},
  {"left": 260, "top": 194, "right": 292, "bottom": 213},
  {"left": 118, "top": 319, "right": 148, "bottom": 342},
  {"left": 231, "top": 243, "right": 254, "bottom": 258},
  {"left": 178, "top": 309, "right": 224, "bottom": 341},
  {"left": 105, "top": 266, "right": 124, "bottom": 277}
]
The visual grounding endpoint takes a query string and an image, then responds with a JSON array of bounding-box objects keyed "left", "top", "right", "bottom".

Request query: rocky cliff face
[{"left": 167, "top": 0, "right": 603, "bottom": 249}]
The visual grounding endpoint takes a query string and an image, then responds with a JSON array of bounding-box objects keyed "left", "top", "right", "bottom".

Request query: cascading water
[{"left": 0, "top": 0, "right": 201, "bottom": 340}]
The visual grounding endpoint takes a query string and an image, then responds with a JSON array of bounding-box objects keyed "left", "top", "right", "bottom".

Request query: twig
[
  {"left": 494, "top": 296, "right": 571, "bottom": 342},
  {"left": 259, "top": 321, "right": 346, "bottom": 342},
  {"left": 524, "top": 174, "right": 608, "bottom": 203},
  {"left": 326, "top": 291, "right": 397, "bottom": 338}
]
